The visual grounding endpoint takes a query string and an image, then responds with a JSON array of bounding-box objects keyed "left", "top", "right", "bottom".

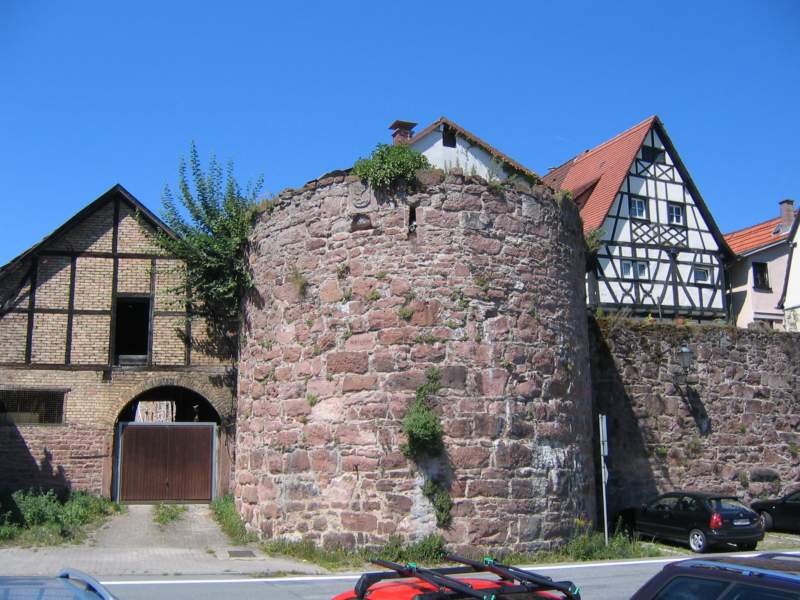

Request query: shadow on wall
[
  {"left": 589, "top": 318, "right": 663, "bottom": 522},
  {"left": 0, "top": 423, "right": 70, "bottom": 495}
]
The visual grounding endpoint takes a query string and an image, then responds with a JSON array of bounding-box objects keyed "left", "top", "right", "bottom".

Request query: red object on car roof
[
  {"left": 330, "top": 555, "right": 580, "bottom": 600},
  {"left": 332, "top": 577, "right": 561, "bottom": 600}
]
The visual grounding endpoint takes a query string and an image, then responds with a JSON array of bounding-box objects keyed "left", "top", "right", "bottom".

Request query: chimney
[
  {"left": 389, "top": 120, "right": 417, "bottom": 145},
  {"left": 780, "top": 199, "right": 795, "bottom": 231}
]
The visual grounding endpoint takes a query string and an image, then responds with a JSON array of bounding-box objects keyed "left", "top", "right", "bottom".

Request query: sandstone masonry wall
[
  {"left": 237, "top": 172, "right": 595, "bottom": 552},
  {"left": 590, "top": 318, "right": 800, "bottom": 517}
]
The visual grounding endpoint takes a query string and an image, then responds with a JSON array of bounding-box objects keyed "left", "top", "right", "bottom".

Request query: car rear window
[
  {"left": 708, "top": 498, "right": 750, "bottom": 512},
  {"left": 725, "top": 583, "right": 800, "bottom": 600},
  {"left": 654, "top": 576, "right": 729, "bottom": 599}
]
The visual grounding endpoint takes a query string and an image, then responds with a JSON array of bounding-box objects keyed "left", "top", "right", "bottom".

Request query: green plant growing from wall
[
  {"left": 367, "top": 289, "right": 381, "bottom": 302},
  {"left": 402, "top": 368, "right": 444, "bottom": 459},
  {"left": 289, "top": 268, "right": 308, "bottom": 297},
  {"left": 398, "top": 306, "right": 414, "bottom": 321},
  {"left": 401, "top": 368, "right": 453, "bottom": 528},
  {"left": 789, "top": 441, "right": 799, "bottom": 458},
  {"left": 352, "top": 144, "right": 431, "bottom": 191},
  {"left": 156, "top": 142, "right": 262, "bottom": 360},
  {"left": 336, "top": 263, "right": 350, "bottom": 279}
]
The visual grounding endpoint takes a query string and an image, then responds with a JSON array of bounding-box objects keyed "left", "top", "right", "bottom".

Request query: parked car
[
  {"left": 752, "top": 489, "right": 800, "bottom": 533},
  {"left": 631, "top": 552, "right": 800, "bottom": 599},
  {"left": 618, "top": 491, "right": 763, "bottom": 553},
  {"left": 0, "top": 569, "right": 117, "bottom": 599},
  {"left": 331, "top": 555, "right": 582, "bottom": 600}
]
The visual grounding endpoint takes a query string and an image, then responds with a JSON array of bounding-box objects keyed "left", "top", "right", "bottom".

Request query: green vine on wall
[{"left": 401, "top": 367, "right": 453, "bottom": 528}]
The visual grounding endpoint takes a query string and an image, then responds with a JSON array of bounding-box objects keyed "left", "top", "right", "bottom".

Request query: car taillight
[{"left": 710, "top": 513, "right": 723, "bottom": 529}]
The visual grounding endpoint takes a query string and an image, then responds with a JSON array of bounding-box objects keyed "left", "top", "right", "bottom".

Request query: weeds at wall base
[{"left": 210, "top": 494, "right": 257, "bottom": 545}]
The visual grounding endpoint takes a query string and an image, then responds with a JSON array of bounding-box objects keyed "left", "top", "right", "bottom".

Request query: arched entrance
[{"left": 113, "top": 386, "right": 223, "bottom": 503}]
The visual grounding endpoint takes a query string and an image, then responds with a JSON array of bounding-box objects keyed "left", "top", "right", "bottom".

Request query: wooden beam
[
  {"left": 24, "top": 258, "right": 38, "bottom": 364},
  {"left": 64, "top": 255, "right": 77, "bottom": 364},
  {"left": 148, "top": 258, "right": 156, "bottom": 366},
  {"left": 108, "top": 198, "right": 120, "bottom": 366}
]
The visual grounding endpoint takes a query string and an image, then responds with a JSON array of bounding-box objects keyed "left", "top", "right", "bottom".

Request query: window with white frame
[
  {"left": 621, "top": 260, "right": 649, "bottom": 280},
  {"left": 667, "top": 202, "right": 684, "bottom": 226},
  {"left": 693, "top": 267, "right": 710, "bottom": 283},
  {"left": 629, "top": 197, "right": 647, "bottom": 220}
]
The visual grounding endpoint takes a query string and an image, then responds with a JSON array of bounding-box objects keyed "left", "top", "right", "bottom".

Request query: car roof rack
[
  {"left": 353, "top": 555, "right": 581, "bottom": 600},
  {"left": 58, "top": 569, "right": 117, "bottom": 600}
]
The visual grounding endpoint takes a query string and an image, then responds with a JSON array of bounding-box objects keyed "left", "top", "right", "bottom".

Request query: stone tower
[{"left": 236, "top": 170, "right": 595, "bottom": 552}]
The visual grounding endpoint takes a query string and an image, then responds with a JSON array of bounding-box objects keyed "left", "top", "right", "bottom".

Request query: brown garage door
[{"left": 118, "top": 424, "right": 214, "bottom": 502}]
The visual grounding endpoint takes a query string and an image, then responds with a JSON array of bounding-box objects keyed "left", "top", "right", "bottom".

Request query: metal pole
[{"left": 599, "top": 414, "right": 609, "bottom": 546}]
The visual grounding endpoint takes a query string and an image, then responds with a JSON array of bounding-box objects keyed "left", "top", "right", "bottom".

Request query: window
[
  {"left": 641, "top": 146, "right": 666, "bottom": 164},
  {"left": 648, "top": 496, "right": 679, "bottom": 512},
  {"left": 0, "top": 389, "right": 65, "bottom": 424},
  {"left": 114, "top": 297, "right": 150, "bottom": 365},
  {"left": 442, "top": 125, "right": 457, "bottom": 148},
  {"left": 621, "top": 260, "right": 649, "bottom": 280},
  {"left": 694, "top": 267, "right": 710, "bottom": 283},
  {"left": 667, "top": 202, "right": 684, "bottom": 226},
  {"left": 653, "top": 576, "right": 727, "bottom": 600},
  {"left": 629, "top": 197, "right": 648, "bottom": 220},
  {"left": 752, "top": 262, "right": 770, "bottom": 290}
]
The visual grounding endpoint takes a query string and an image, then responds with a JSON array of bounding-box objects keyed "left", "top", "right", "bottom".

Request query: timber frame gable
[
  {"left": 545, "top": 116, "right": 732, "bottom": 319},
  {"left": 0, "top": 184, "right": 206, "bottom": 370}
]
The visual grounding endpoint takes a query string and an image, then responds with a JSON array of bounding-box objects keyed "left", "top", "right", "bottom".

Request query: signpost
[{"left": 599, "top": 413, "right": 609, "bottom": 545}]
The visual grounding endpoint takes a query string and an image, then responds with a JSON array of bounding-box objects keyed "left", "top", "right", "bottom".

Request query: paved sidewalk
[{"left": 0, "top": 504, "right": 323, "bottom": 577}]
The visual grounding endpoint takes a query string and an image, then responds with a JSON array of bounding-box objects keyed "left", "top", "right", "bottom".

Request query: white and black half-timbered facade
[{"left": 544, "top": 116, "right": 732, "bottom": 319}]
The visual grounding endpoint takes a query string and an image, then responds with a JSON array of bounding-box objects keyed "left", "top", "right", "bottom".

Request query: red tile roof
[
  {"left": 724, "top": 214, "right": 795, "bottom": 255},
  {"left": 542, "top": 116, "right": 656, "bottom": 233},
  {"left": 410, "top": 116, "right": 540, "bottom": 183}
]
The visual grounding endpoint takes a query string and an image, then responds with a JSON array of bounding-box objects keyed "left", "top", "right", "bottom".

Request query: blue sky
[{"left": 1, "top": 1, "right": 798, "bottom": 263}]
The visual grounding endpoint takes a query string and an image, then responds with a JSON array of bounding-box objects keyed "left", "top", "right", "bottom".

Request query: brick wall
[
  {"left": 590, "top": 318, "right": 800, "bottom": 517},
  {"left": 0, "top": 190, "right": 235, "bottom": 497},
  {"left": 0, "top": 368, "right": 235, "bottom": 495}
]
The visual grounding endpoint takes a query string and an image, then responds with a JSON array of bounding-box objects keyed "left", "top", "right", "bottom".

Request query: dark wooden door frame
[{"left": 113, "top": 422, "right": 217, "bottom": 503}]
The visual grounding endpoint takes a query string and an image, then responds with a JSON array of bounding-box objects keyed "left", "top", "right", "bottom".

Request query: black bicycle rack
[{"left": 352, "top": 555, "right": 581, "bottom": 600}]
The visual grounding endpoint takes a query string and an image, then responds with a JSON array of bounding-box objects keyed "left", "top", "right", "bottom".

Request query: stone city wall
[{"left": 590, "top": 317, "right": 800, "bottom": 518}]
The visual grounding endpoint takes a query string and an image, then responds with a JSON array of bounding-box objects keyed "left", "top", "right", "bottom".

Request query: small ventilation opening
[
  {"left": 114, "top": 297, "right": 150, "bottom": 365},
  {"left": 442, "top": 125, "right": 457, "bottom": 148},
  {"left": 408, "top": 206, "right": 417, "bottom": 236}
]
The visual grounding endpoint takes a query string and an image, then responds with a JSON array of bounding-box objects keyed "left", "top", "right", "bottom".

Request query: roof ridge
[
  {"left": 723, "top": 214, "right": 787, "bottom": 238},
  {"left": 571, "top": 115, "right": 657, "bottom": 164}
]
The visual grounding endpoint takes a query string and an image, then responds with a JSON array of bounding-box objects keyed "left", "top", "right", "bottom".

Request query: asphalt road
[{"left": 103, "top": 557, "right": 680, "bottom": 600}]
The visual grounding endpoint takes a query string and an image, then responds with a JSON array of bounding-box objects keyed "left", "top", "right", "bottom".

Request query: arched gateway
[{"left": 113, "top": 385, "right": 225, "bottom": 503}]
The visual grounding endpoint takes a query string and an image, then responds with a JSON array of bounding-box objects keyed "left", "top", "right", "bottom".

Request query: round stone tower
[{"left": 237, "top": 170, "right": 595, "bottom": 552}]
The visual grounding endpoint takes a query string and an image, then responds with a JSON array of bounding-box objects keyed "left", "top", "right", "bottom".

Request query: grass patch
[
  {"left": 262, "top": 523, "right": 658, "bottom": 571},
  {"left": 0, "top": 488, "right": 120, "bottom": 546},
  {"left": 153, "top": 503, "right": 187, "bottom": 526},
  {"left": 211, "top": 494, "right": 257, "bottom": 545},
  {"left": 262, "top": 534, "right": 447, "bottom": 570}
]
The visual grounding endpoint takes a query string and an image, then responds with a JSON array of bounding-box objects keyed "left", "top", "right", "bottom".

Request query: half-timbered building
[
  {"left": 0, "top": 185, "right": 234, "bottom": 502},
  {"left": 543, "top": 116, "right": 732, "bottom": 319}
]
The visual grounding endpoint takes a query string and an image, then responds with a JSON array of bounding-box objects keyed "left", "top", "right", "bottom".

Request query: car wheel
[
  {"left": 759, "top": 511, "right": 773, "bottom": 531},
  {"left": 689, "top": 529, "right": 708, "bottom": 553},
  {"left": 737, "top": 542, "right": 757, "bottom": 551}
]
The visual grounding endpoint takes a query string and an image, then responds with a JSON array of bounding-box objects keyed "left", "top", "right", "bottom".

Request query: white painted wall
[
  {"left": 411, "top": 128, "right": 511, "bottom": 181},
  {"left": 728, "top": 243, "right": 790, "bottom": 329},
  {"left": 783, "top": 224, "right": 800, "bottom": 331}
]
